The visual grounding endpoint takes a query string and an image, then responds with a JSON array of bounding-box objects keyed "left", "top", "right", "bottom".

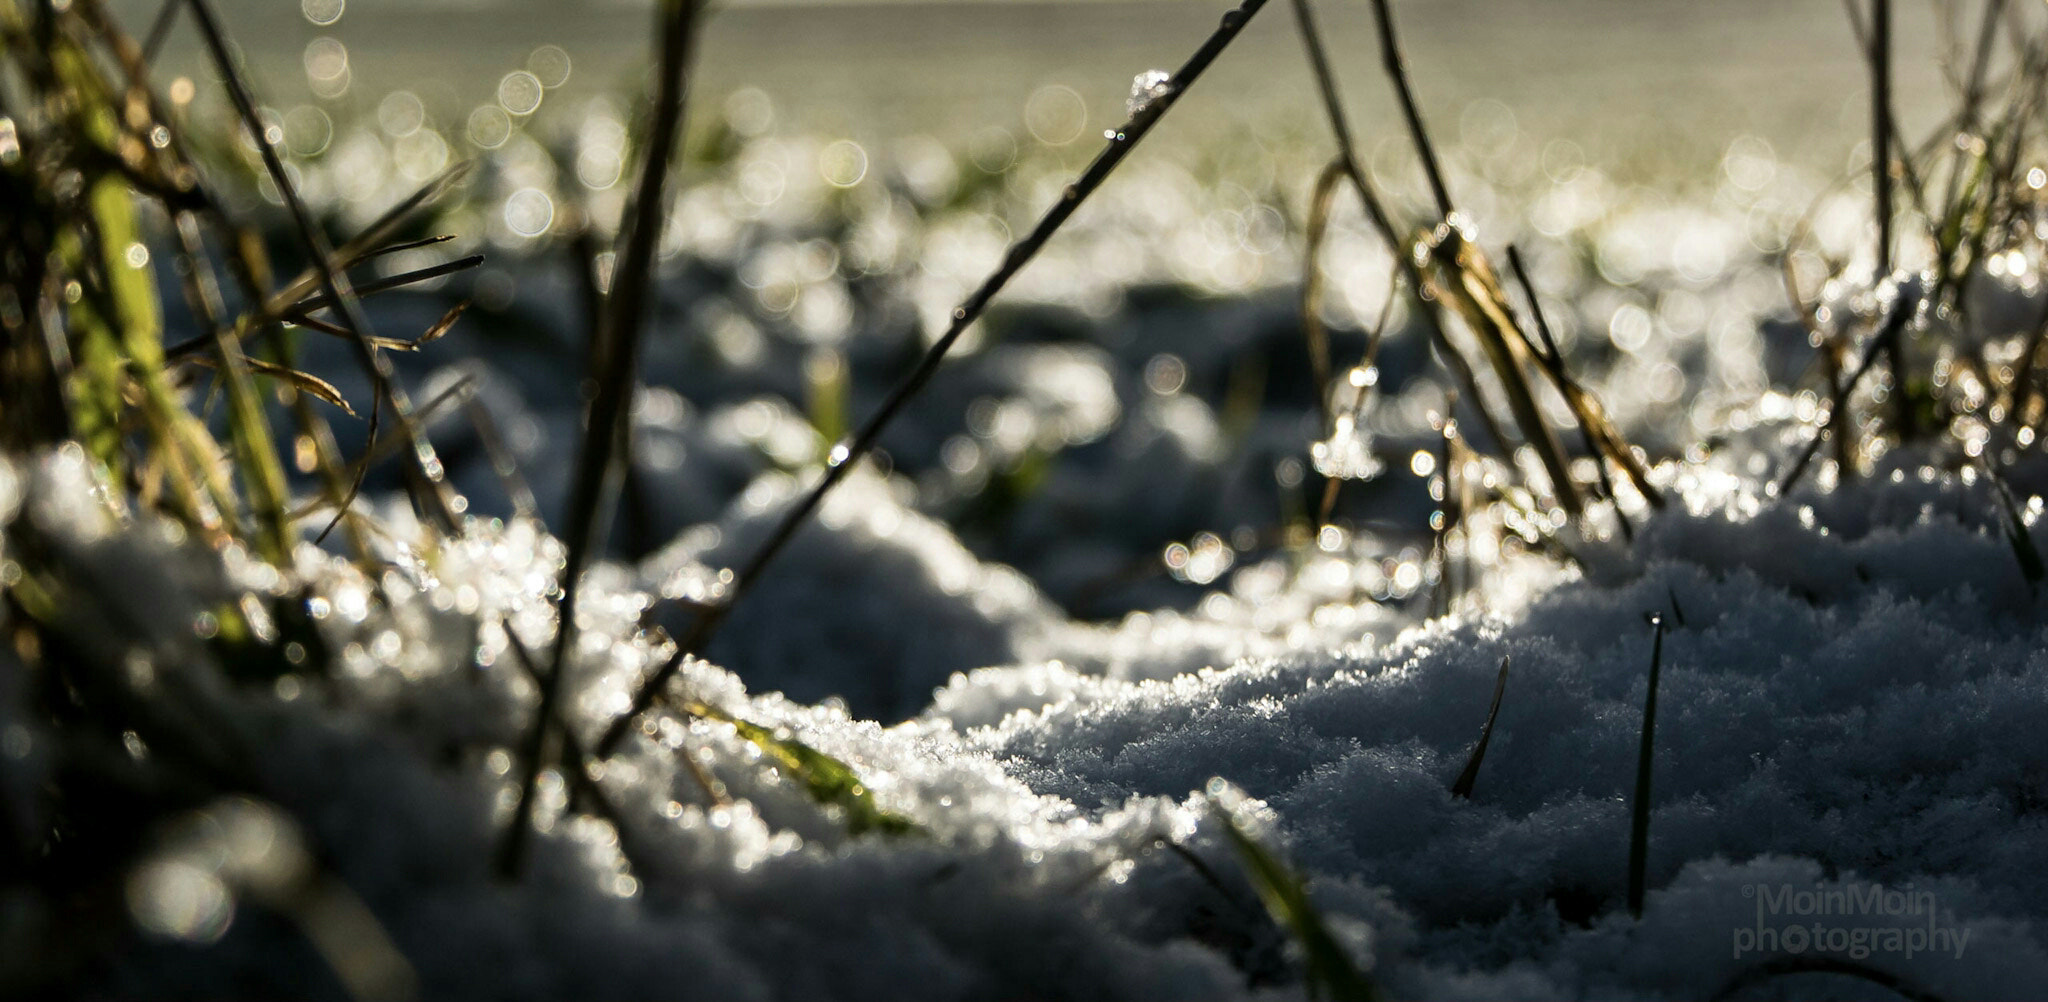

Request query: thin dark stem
[
  {"left": 497, "top": 621, "right": 661, "bottom": 885},
  {"left": 594, "top": 0, "right": 1275, "bottom": 759},
  {"left": 1774, "top": 288, "right": 1922, "bottom": 496},
  {"left": 162, "top": 255, "right": 486, "bottom": 361},
  {"left": 1505, "top": 245, "right": 1632, "bottom": 541},
  {"left": 501, "top": 0, "right": 703, "bottom": 875},
  {"left": 141, "top": 0, "right": 179, "bottom": 65},
  {"left": 1960, "top": 0, "right": 2010, "bottom": 130},
  {"left": 182, "top": 0, "right": 458, "bottom": 538},
  {"left": 463, "top": 398, "right": 540, "bottom": 524},
  {"left": 1870, "top": 0, "right": 1913, "bottom": 437},
  {"left": 1368, "top": 0, "right": 1453, "bottom": 220},
  {"left": 1627, "top": 613, "right": 1665, "bottom": 920},
  {"left": 278, "top": 255, "right": 486, "bottom": 321}
]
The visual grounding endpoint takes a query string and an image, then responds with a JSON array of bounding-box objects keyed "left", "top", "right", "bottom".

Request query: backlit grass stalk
[
  {"left": 1297, "top": 0, "right": 1587, "bottom": 520},
  {"left": 1286, "top": 0, "right": 1517, "bottom": 464},
  {"left": 500, "top": 0, "right": 704, "bottom": 878},
  {"left": 1504, "top": 245, "right": 1660, "bottom": 525},
  {"left": 1868, "top": 0, "right": 1914, "bottom": 438},
  {"left": 1367, "top": 0, "right": 1451, "bottom": 220},
  {"left": 1212, "top": 795, "right": 1385, "bottom": 1001},
  {"left": 597, "top": 0, "right": 1278, "bottom": 758}
]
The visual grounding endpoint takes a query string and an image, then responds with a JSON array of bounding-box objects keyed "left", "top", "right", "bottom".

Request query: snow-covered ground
[{"left": 9, "top": 413, "right": 2046, "bottom": 998}]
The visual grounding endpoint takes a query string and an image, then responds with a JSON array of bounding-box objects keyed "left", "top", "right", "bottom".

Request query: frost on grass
[{"left": 8, "top": 443, "right": 2048, "bottom": 1000}]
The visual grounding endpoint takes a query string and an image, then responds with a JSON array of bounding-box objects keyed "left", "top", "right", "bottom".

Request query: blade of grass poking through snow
[
  {"left": 595, "top": 0, "right": 1277, "bottom": 759},
  {"left": 500, "top": 0, "right": 704, "bottom": 879},
  {"left": 496, "top": 621, "right": 668, "bottom": 881},
  {"left": 1627, "top": 613, "right": 1666, "bottom": 920},
  {"left": 182, "top": 0, "right": 459, "bottom": 539},
  {"left": 1211, "top": 795, "right": 1384, "bottom": 1002},
  {"left": 1774, "top": 286, "right": 1922, "bottom": 496},
  {"left": 681, "top": 700, "right": 916, "bottom": 836},
  {"left": 1708, "top": 956, "right": 1949, "bottom": 1002},
  {"left": 1450, "top": 656, "right": 1510, "bottom": 799},
  {"left": 1984, "top": 461, "right": 2043, "bottom": 589}
]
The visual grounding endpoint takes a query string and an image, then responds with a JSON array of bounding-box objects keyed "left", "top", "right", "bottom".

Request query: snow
[{"left": 9, "top": 427, "right": 2048, "bottom": 1000}]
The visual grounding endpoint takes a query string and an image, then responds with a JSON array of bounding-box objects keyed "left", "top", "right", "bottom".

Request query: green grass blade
[
  {"left": 685, "top": 701, "right": 917, "bottom": 837},
  {"left": 1212, "top": 793, "right": 1384, "bottom": 1002}
]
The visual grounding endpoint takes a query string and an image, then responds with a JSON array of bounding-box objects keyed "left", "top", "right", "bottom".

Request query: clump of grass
[
  {"left": 0, "top": 1, "right": 484, "bottom": 990},
  {"left": 1288, "top": 0, "right": 1660, "bottom": 592},
  {"left": 1781, "top": 0, "right": 2048, "bottom": 483}
]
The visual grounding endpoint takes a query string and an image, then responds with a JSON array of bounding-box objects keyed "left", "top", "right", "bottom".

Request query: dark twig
[
  {"left": 1773, "top": 288, "right": 1922, "bottom": 496},
  {"left": 1449, "top": 656, "right": 1510, "bottom": 798},
  {"left": 141, "top": 0, "right": 179, "bottom": 64},
  {"left": 1368, "top": 0, "right": 1453, "bottom": 220},
  {"left": 596, "top": 0, "right": 1276, "bottom": 759},
  {"left": 502, "top": 0, "right": 704, "bottom": 875},
  {"left": 1627, "top": 613, "right": 1666, "bottom": 919}
]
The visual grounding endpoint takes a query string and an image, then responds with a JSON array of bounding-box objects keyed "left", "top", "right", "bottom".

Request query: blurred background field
[{"left": 96, "top": 0, "right": 2026, "bottom": 626}]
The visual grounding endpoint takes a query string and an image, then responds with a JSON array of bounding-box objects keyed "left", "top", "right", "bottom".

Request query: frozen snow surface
[{"left": 9, "top": 440, "right": 2048, "bottom": 1001}]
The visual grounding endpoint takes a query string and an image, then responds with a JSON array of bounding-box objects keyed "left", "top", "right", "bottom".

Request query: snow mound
[{"left": 8, "top": 447, "right": 2047, "bottom": 1000}]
